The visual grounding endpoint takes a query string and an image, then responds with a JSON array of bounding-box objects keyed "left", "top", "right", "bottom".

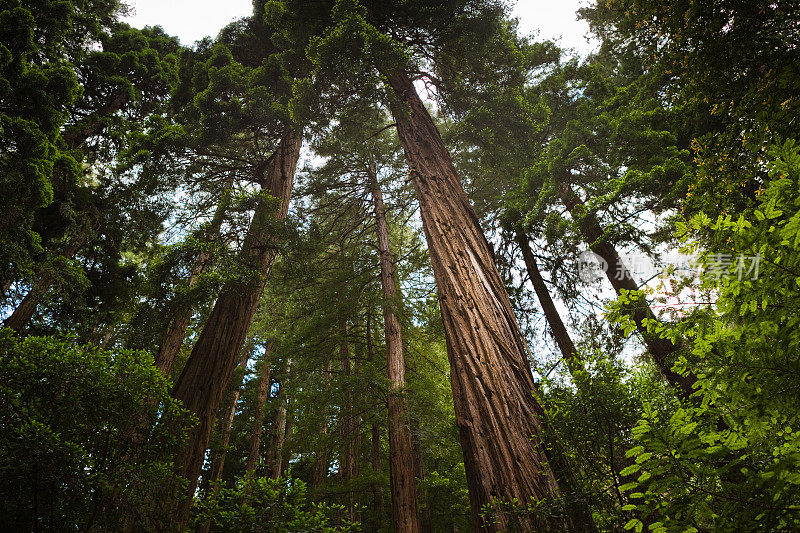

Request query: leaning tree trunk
[
  {"left": 155, "top": 176, "right": 234, "bottom": 376},
  {"left": 557, "top": 182, "right": 697, "bottom": 401},
  {"left": 244, "top": 342, "right": 274, "bottom": 476},
  {"left": 382, "top": 69, "right": 591, "bottom": 531},
  {"left": 170, "top": 127, "right": 302, "bottom": 524},
  {"left": 368, "top": 166, "right": 421, "bottom": 532},
  {"left": 517, "top": 232, "right": 588, "bottom": 384},
  {"left": 195, "top": 342, "right": 252, "bottom": 533},
  {"left": 3, "top": 239, "right": 84, "bottom": 332},
  {"left": 3, "top": 289, "right": 40, "bottom": 332}
]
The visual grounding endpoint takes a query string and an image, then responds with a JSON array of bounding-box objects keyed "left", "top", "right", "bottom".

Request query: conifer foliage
[{"left": 1, "top": 0, "right": 798, "bottom": 531}]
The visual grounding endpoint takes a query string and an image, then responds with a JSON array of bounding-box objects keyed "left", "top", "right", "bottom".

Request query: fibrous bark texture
[
  {"left": 196, "top": 344, "right": 251, "bottom": 533},
  {"left": 155, "top": 176, "right": 234, "bottom": 376},
  {"left": 383, "top": 70, "right": 577, "bottom": 531},
  {"left": 170, "top": 127, "right": 302, "bottom": 523},
  {"left": 368, "top": 167, "right": 421, "bottom": 533}
]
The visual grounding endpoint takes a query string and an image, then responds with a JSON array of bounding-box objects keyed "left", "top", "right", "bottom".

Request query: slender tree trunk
[
  {"left": 382, "top": 69, "right": 590, "bottom": 531},
  {"left": 410, "top": 419, "right": 432, "bottom": 533},
  {"left": 313, "top": 361, "right": 332, "bottom": 489},
  {"left": 366, "top": 311, "right": 384, "bottom": 533},
  {"left": 281, "top": 396, "right": 294, "bottom": 477},
  {"left": 245, "top": 342, "right": 274, "bottom": 476},
  {"left": 368, "top": 166, "right": 421, "bottom": 532},
  {"left": 557, "top": 182, "right": 697, "bottom": 400},
  {"left": 155, "top": 177, "right": 234, "bottom": 376},
  {"left": 338, "top": 323, "right": 358, "bottom": 521},
  {"left": 517, "top": 232, "right": 588, "bottom": 383},
  {"left": 170, "top": 127, "right": 302, "bottom": 524},
  {"left": 370, "top": 421, "right": 383, "bottom": 532},
  {"left": 267, "top": 375, "right": 288, "bottom": 479},
  {"left": 208, "top": 345, "right": 250, "bottom": 485}
]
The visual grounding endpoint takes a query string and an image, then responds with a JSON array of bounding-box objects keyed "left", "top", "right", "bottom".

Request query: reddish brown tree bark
[
  {"left": 517, "top": 232, "right": 588, "bottom": 382},
  {"left": 170, "top": 127, "right": 302, "bottom": 523},
  {"left": 368, "top": 166, "right": 421, "bottom": 532},
  {"left": 195, "top": 343, "right": 252, "bottom": 533},
  {"left": 383, "top": 69, "right": 588, "bottom": 531},
  {"left": 245, "top": 342, "right": 274, "bottom": 476},
  {"left": 366, "top": 311, "right": 384, "bottom": 532},
  {"left": 3, "top": 290, "right": 39, "bottom": 332},
  {"left": 558, "top": 182, "right": 697, "bottom": 401},
  {"left": 155, "top": 177, "right": 234, "bottom": 376}
]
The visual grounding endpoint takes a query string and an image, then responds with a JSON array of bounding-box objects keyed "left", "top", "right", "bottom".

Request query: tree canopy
[{"left": 1, "top": 0, "right": 798, "bottom": 531}]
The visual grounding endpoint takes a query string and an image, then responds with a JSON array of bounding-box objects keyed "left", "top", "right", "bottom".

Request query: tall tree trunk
[
  {"left": 195, "top": 343, "right": 252, "bottom": 533},
  {"left": 517, "top": 232, "right": 588, "bottom": 383},
  {"left": 267, "top": 374, "right": 289, "bottom": 479},
  {"left": 244, "top": 342, "right": 274, "bottom": 476},
  {"left": 367, "top": 166, "right": 421, "bottom": 532},
  {"left": 155, "top": 176, "right": 234, "bottom": 376},
  {"left": 410, "top": 418, "right": 432, "bottom": 533},
  {"left": 370, "top": 421, "right": 384, "bottom": 532},
  {"left": 281, "top": 396, "right": 294, "bottom": 477},
  {"left": 366, "top": 311, "right": 384, "bottom": 533},
  {"left": 557, "top": 182, "right": 697, "bottom": 400},
  {"left": 338, "top": 322, "right": 359, "bottom": 522},
  {"left": 170, "top": 127, "right": 302, "bottom": 524},
  {"left": 313, "top": 361, "right": 333, "bottom": 489},
  {"left": 382, "top": 69, "right": 590, "bottom": 531}
]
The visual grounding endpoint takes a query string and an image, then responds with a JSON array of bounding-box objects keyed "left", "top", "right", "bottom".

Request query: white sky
[{"left": 122, "top": 0, "right": 597, "bottom": 56}]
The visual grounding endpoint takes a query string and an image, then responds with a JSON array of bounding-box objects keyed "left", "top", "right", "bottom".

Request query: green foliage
[
  {"left": 545, "top": 347, "right": 668, "bottom": 531},
  {"left": 615, "top": 142, "right": 800, "bottom": 531},
  {"left": 0, "top": 330, "right": 190, "bottom": 531},
  {"left": 193, "top": 476, "right": 356, "bottom": 532},
  {"left": 3, "top": 1, "right": 799, "bottom": 531}
]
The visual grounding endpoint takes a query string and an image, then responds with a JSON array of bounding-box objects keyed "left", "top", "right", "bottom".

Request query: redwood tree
[
  {"left": 368, "top": 165, "right": 421, "bottom": 532},
  {"left": 296, "top": 1, "right": 594, "bottom": 527},
  {"left": 170, "top": 126, "right": 302, "bottom": 522}
]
